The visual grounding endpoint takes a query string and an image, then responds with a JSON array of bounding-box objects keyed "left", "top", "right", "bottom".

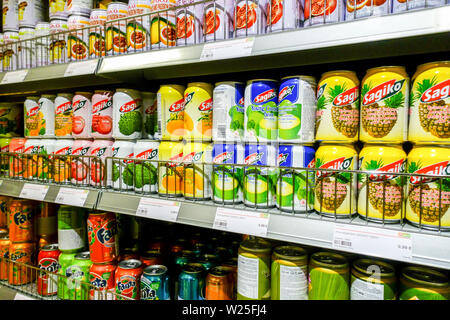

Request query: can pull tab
[{"left": 367, "top": 265, "right": 381, "bottom": 284}]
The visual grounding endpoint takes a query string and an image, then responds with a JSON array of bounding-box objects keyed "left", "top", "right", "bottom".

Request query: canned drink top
[
  {"left": 118, "top": 259, "right": 143, "bottom": 269},
  {"left": 311, "top": 252, "right": 348, "bottom": 269},
  {"left": 209, "top": 266, "right": 230, "bottom": 277},
  {"left": 143, "top": 265, "right": 168, "bottom": 276},
  {"left": 273, "top": 245, "right": 307, "bottom": 261},
  {"left": 41, "top": 244, "right": 59, "bottom": 251},
  {"left": 75, "top": 251, "right": 91, "bottom": 260},
  {"left": 240, "top": 237, "right": 272, "bottom": 252},
  {"left": 183, "top": 263, "right": 205, "bottom": 274},
  {"left": 352, "top": 259, "right": 395, "bottom": 278},
  {"left": 247, "top": 79, "right": 277, "bottom": 85},
  {"left": 401, "top": 266, "right": 449, "bottom": 288}
]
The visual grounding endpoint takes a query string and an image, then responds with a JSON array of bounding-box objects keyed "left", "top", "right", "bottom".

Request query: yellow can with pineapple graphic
[
  {"left": 158, "top": 140, "right": 184, "bottom": 197},
  {"left": 360, "top": 66, "right": 409, "bottom": 143},
  {"left": 406, "top": 145, "right": 450, "bottom": 230},
  {"left": 358, "top": 144, "right": 406, "bottom": 223},
  {"left": 182, "top": 141, "right": 213, "bottom": 200},
  {"left": 408, "top": 61, "right": 450, "bottom": 143},
  {"left": 315, "top": 70, "right": 360, "bottom": 142},
  {"left": 156, "top": 84, "right": 186, "bottom": 141},
  {"left": 183, "top": 82, "right": 213, "bottom": 141},
  {"left": 314, "top": 143, "right": 358, "bottom": 217}
]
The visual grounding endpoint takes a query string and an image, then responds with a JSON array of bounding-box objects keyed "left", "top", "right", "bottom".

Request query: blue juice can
[
  {"left": 277, "top": 144, "right": 316, "bottom": 213},
  {"left": 140, "top": 265, "right": 171, "bottom": 300},
  {"left": 177, "top": 263, "right": 206, "bottom": 300}
]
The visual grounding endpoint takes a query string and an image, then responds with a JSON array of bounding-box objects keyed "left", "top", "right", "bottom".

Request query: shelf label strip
[
  {"left": 1, "top": 69, "right": 28, "bottom": 84},
  {"left": 64, "top": 59, "right": 98, "bottom": 77},
  {"left": 55, "top": 187, "right": 89, "bottom": 207},
  {"left": 213, "top": 207, "right": 269, "bottom": 237},
  {"left": 333, "top": 224, "right": 412, "bottom": 261},
  {"left": 19, "top": 183, "right": 49, "bottom": 201},
  {"left": 200, "top": 37, "right": 255, "bottom": 61},
  {"left": 136, "top": 197, "right": 180, "bottom": 222}
]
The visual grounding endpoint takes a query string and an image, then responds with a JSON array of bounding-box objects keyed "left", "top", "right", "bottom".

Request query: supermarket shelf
[
  {"left": 97, "top": 6, "right": 450, "bottom": 81},
  {"left": 0, "top": 281, "right": 53, "bottom": 300}
]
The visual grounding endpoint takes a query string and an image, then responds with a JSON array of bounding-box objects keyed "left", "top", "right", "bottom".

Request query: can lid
[
  {"left": 74, "top": 251, "right": 91, "bottom": 260},
  {"left": 353, "top": 258, "right": 395, "bottom": 278},
  {"left": 240, "top": 237, "right": 271, "bottom": 253},
  {"left": 41, "top": 244, "right": 59, "bottom": 251},
  {"left": 26, "top": 96, "right": 40, "bottom": 100},
  {"left": 94, "top": 90, "right": 114, "bottom": 94},
  {"left": 41, "top": 94, "right": 56, "bottom": 99},
  {"left": 273, "top": 245, "right": 307, "bottom": 261},
  {"left": 209, "top": 266, "right": 230, "bottom": 277},
  {"left": 183, "top": 263, "right": 205, "bottom": 274},
  {"left": 246, "top": 79, "right": 278, "bottom": 84},
  {"left": 310, "top": 252, "right": 348, "bottom": 269},
  {"left": 401, "top": 266, "right": 449, "bottom": 287},
  {"left": 118, "top": 259, "right": 143, "bottom": 269},
  {"left": 57, "top": 93, "right": 74, "bottom": 99},
  {"left": 75, "top": 91, "right": 93, "bottom": 97},
  {"left": 365, "top": 66, "right": 408, "bottom": 78},
  {"left": 143, "top": 264, "right": 167, "bottom": 276},
  {"left": 198, "top": 253, "right": 220, "bottom": 262},
  {"left": 215, "top": 81, "right": 245, "bottom": 86},
  {"left": 281, "top": 75, "right": 317, "bottom": 83}
]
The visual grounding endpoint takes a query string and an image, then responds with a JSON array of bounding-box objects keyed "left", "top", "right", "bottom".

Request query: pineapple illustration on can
[
  {"left": 158, "top": 141, "right": 184, "bottom": 197},
  {"left": 183, "top": 82, "right": 214, "bottom": 141},
  {"left": 357, "top": 144, "right": 406, "bottom": 223},
  {"left": 156, "top": 84, "right": 186, "bottom": 141},
  {"left": 315, "top": 70, "right": 360, "bottom": 142},
  {"left": 408, "top": 61, "right": 450, "bottom": 143},
  {"left": 182, "top": 141, "right": 213, "bottom": 200},
  {"left": 360, "top": 66, "right": 409, "bottom": 143},
  {"left": 314, "top": 143, "right": 358, "bottom": 217},
  {"left": 406, "top": 145, "right": 450, "bottom": 230}
]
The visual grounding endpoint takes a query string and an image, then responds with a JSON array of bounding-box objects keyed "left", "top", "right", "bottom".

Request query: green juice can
[
  {"left": 237, "top": 237, "right": 271, "bottom": 300},
  {"left": 308, "top": 251, "right": 350, "bottom": 300},
  {"left": 65, "top": 251, "right": 93, "bottom": 300},
  {"left": 271, "top": 245, "right": 308, "bottom": 300},
  {"left": 57, "top": 252, "right": 77, "bottom": 300},
  {"left": 350, "top": 259, "right": 397, "bottom": 300},
  {"left": 57, "top": 205, "right": 86, "bottom": 253},
  {"left": 399, "top": 266, "right": 449, "bottom": 300}
]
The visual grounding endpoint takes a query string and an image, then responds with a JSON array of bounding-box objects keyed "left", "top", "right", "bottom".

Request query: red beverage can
[
  {"left": 140, "top": 250, "right": 163, "bottom": 267},
  {"left": 8, "top": 199, "right": 36, "bottom": 242},
  {"left": 87, "top": 212, "right": 118, "bottom": 263},
  {"left": 89, "top": 262, "right": 117, "bottom": 300},
  {"left": 8, "top": 241, "right": 36, "bottom": 285},
  {"left": 0, "top": 235, "right": 10, "bottom": 280},
  {"left": 37, "top": 243, "right": 61, "bottom": 296},
  {"left": 115, "top": 259, "right": 143, "bottom": 300}
]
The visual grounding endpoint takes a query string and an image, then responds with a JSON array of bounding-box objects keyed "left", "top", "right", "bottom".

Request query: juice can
[
  {"left": 141, "top": 264, "right": 170, "bottom": 300},
  {"left": 68, "top": 13, "right": 91, "bottom": 61},
  {"left": 203, "top": 0, "right": 234, "bottom": 42},
  {"left": 178, "top": 262, "right": 206, "bottom": 300},
  {"left": 158, "top": 141, "right": 184, "bottom": 197},
  {"left": 0, "top": 102, "right": 22, "bottom": 138},
  {"left": 37, "top": 202, "right": 58, "bottom": 241},
  {"left": 358, "top": 144, "right": 406, "bottom": 223},
  {"left": 127, "top": 0, "right": 152, "bottom": 52},
  {"left": 0, "top": 196, "right": 9, "bottom": 228},
  {"left": 140, "top": 250, "right": 163, "bottom": 267},
  {"left": 115, "top": 259, "right": 143, "bottom": 300},
  {"left": 37, "top": 138, "right": 55, "bottom": 180},
  {"left": 234, "top": 0, "right": 267, "bottom": 37},
  {"left": 133, "top": 139, "right": 159, "bottom": 193},
  {"left": 149, "top": 0, "right": 177, "bottom": 49},
  {"left": 360, "top": 66, "right": 409, "bottom": 143},
  {"left": 57, "top": 251, "right": 75, "bottom": 299},
  {"left": 345, "top": 0, "right": 390, "bottom": 20},
  {"left": 2, "top": 31, "right": 19, "bottom": 72},
  {"left": 50, "top": 0, "right": 68, "bottom": 18},
  {"left": 72, "top": 92, "right": 93, "bottom": 138},
  {"left": 244, "top": 79, "right": 278, "bottom": 142},
  {"left": 18, "top": 27, "right": 35, "bottom": 69},
  {"left": 392, "top": 0, "right": 446, "bottom": 12},
  {"left": 197, "top": 253, "right": 220, "bottom": 271},
  {"left": 277, "top": 144, "right": 315, "bottom": 213},
  {"left": 58, "top": 205, "right": 86, "bottom": 253},
  {"left": 205, "top": 266, "right": 233, "bottom": 300},
  {"left": 92, "top": 90, "right": 114, "bottom": 139},
  {"left": 315, "top": 70, "right": 360, "bottom": 142},
  {"left": 66, "top": 0, "right": 94, "bottom": 15},
  {"left": 408, "top": 61, "right": 450, "bottom": 143},
  {"left": 304, "top": 0, "right": 344, "bottom": 26},
  {"left": 3, "top": 0, "right": 19, "bottom": 31},
  {"left": 142, "top": 92, "right": 157, "bottom": 139},
  {"left": 87, "top": 211, "right": 118, "bottom": 264},
  {"left": 105, "top": 1, "right": 128, "bottom": 56},
  {"left": 24, "top": 96, "right": 42, "bottom": 137},
  {"left": 38, "top": 94, "right": 57, "bottom": 138},
  {"left": 51, "top": 138, "right": 73, "bottom": 183},
  {"left": 0, "top": 235, "right": 10, "bottom": 280},
  {"left": 350, "top": 258, "right": 397, "bottom": 300},
  {"left": 89, "top": 139, "right": 114, "bottom": 187},
  {"left": 89, "top": 8, "right": 107, "bottom": 58},
  {"left": 243, "top": 143, "right": 277, "bottom": 208},
  {"left": 176, "top": 0, "right": 204, "bottom": 46},
  {"left": 112, "top": 88, "right": 143, "bottom": 140},
  {"left": 182, "top": 141, "right": 213, "bottom": 200},
  {"left": 8, "top": 241, "right": 37, "bottom": 285},
  {"left": 237, "top": 237, "right": 271, "bottom": 300},
  {"left": 55, "top": 93, "right": 74, "bottom": 138},
  {"left": 183, "top": 82, "right": 214, "bottom": 141},
  {"left": 308, "top": 251, "right": 349, "bottom": 300},
  {"left": 271, "top": 245, "right": 308, "bottom": 300},
  {"left": 315, "top": 143, "right": 358, "bottom": 217},
  {"left": 23, "top": 138, "right": 41, "bottom": 179},
  {"left": 89, "top": 262, "right": 116, "bottom": 300},
  {"left": 18, "top": 0, "right": 44, "bottom": 27},
  {"left": 212, "top": 143, "right": 245, "bottom": 204},
  {"left": 278, "top": 75, "right": 316, "bottom": 143},
  {"left": 49, "top": 17, "right": 68, "bottom": 64},
  {"left": 37, "top": 244, "right": 61, "bottom": 297},
  {"left": 109, "top": 139, "right": 136, "bottom": 190},
  {"left": 156, "top": 84, "right": 186, "bottom": 141},
  {"left": 406, "top": 145, "right": 450, "bottom": 230},
  {"left": 65, "top": 251, "right": 92, "bottom": 300},
  {"left": 266, "top": 0, "right": 301, "bottom": 32},
  {"left": 71, "top": 139, "right": 93, "bottom": 185},
  {"left": 8, "top": 137, "right": 27, "bottom": 179},
  {"left": 212, "top": 81, "right": 245, "bottom": 142},
  {"left": 8, "top": 199, "right": 35, "bottom": 242},
  {"left": 399, "top": 266, "right": 449, "bottom": 300},
  {"left": 35, "top": 22, "right": 50, "bottom": 67},
  {"left": 0, "top": 139, "right": 11, "bottom": 175}
]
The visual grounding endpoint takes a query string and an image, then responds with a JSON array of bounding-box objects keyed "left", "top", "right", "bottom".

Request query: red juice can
[
  {"left": 89, "top": 262, "right": 117, "bottom": 300},
  {"left": 87, "top": 212, "right": 118, "bottom": 263},
  {"left": 37, "top": 243, "right": 61, "bottom": 296},
  {"left": 115, "top": 259, "right": 143, "bottom": 300}
]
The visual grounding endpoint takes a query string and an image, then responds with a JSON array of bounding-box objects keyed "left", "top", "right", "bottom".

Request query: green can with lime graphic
[
  {"left": 65, "top": 251, "right": 92, "bottom": 300},
  {"left": 237, "top": 237, "right": 272, "bottom": 300},
  {"left": 399, "top": 266, "right": 449, "bottom": 300},
  {"left": 58, "top": 252, "right": 77, "bottom": 300}
]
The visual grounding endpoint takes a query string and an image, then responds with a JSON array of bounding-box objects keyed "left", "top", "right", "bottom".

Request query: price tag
[
  {"left": 136, "top": 197, "right": 180, "bottom": 222},
  {"left": 213, "top": 207, "right": 269, "bottom": 237},
  {"left": 200, "top": 37, "right": 255, "bottom": 61},
  {"left": 14, "top": 293, "right": 35, "bottom": 300},
  {"left": 19, "top": 183, "right": 49, "bottom": 201},
  {"left": 1, "top": 69, "right": 28, "bottom": 84},
  {"left": 333, "top": 224, "right": 412, "bottom": 261},
  {"left": 55, "top": 187, "right": 89, "bottom": 207},
  {"left": 64, "top": 59, "right": 98, "bottom": 77}
]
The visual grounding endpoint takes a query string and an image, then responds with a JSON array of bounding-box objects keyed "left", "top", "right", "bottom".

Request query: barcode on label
[
  {"left": 137, "top": 207, "right": 149, "bottom": 215},
  {"left": 215, "top": 219, "right": 227, "bottom": 228},
  {"left": 334, "top": 240, "right": 352, "bottom": 247}
]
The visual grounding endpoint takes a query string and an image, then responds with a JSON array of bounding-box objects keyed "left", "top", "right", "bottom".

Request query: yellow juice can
[
  {"left": 183, "top": 82, "right": 214, "bottom": 141},
  {"left": 158, "top": 140, "right": 184, "bottom": 197},
  {"left": 182, "top": 141, "right": 213, "bottom": 200},
  {"left": 156, "top": 84, "right": 186, "bottom": 141}
]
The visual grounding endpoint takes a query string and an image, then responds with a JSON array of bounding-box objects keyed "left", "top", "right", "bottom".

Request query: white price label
[
  {"left": 333, "top": 225, "right": 412, "bottom": 261},
  {"left": 200, "top": 37, "right": 255, "bottom": 61},
  {"left": 19, "top": 183, "right": 49, "bottom": 201},
  {"left": 14, "top": 293, "right": 35, "bottom": 300},
  {"left": 55, "top": 187, "right": 89, "bottom": 207},
  {"left": 213, "top": 207, "right": 269, "bottom": 237},
  {"left": 64, "top": 59, "right": 98, "bottom": 77},
  {"left": 1, "top": 69, "right": 28, "bottom": 84},
  {"left": 136, "top": 197, "right": 180, "bottom": 222}
]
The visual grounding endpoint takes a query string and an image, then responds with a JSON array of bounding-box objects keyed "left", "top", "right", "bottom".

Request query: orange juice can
[
  {"left": 8, "top": 241, "right": 37, "bottom": 285},
  {"left": 8, "top": 199, "right": 36, "bottom": 243},
  {"left": 158, "top": 141, "right": 184, "bottom": 197},
  {"left": 183, "top": 82, "right": 214, "bottom": 141},
  {"left": 156, "top": 84, "right": 186, "bottom": 141},
  {"left": 55, "top": 93, "right": 74, "bottom": 137},
  {"left": 0, "top": 234, "right": 10, "bottom": 280},
  {"left": 0, "top": 195, "right": 9, "bottom": 228}
]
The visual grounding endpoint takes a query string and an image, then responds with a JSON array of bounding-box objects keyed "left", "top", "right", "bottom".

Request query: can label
[
  {"left": 157, "top": 85, "right": 186, "bottom": 141},
  {"left": 52, "top": 139, "right": 73, "bottom": 183},
  {"left": 66, "top": 0, "right": 93, "bottom": 15},
  {"left": 68, "top": 15, "right": 90, "bottom": 61},
  {"left": 237, "top": 252, "right": 270, "bottom": 300},
  {"left": 127, "top": 1, "right": 152, "bottom": 52},
  {"left": 143, "top": 93, "right": 157, "bottom": 139},
  {"left": 92, "top": 91, "right": 113, "bottom": 138},
  {"left": 183, "top": 142, "right": 213, "bottom": 199},
  {"left": 304, "top": 0, "right": 344, "bottom": 26},
  {"left": 158, "top": 141, "right": 183, "bottom": 196},
  {"left": 272, "top": 262, "right": 308, "bottom": 300},
  {"left": 346, "top": 0, "right": 390, "bottom": 20},
  {"left": 116, "top": 273, "right": 139, "bottom": 299},
  {"left": 89, "top": 268, "right": 116, "bottom": 300},
  {"left": 2, "top": 32, "right": 19, "bottom": 71},
  {"left": 392, "top": 0, "right": 445, "bottom": 12},
  {"left": 106, "top": 3, "right": 128, "bottom": 55},
  {"left": 234, "top": 0, "right": 266, "bottom": 37},
  {"left": 9, "top": 243, "right": 36, "bottom": 285},
  {"left": 55, "top": 95, "right": 73, "bottom": 137},
  {"left": 9, "top": 204, "right": 34, "bottom": 242},
  {"left": 183, "top": 84, "right": 213, "bottom": 141},
  {"left": 176, "top": 0, "right": 204, "bottom": 46},
  {"left": 113, "top": 90, "right": 143, "bottom": 139},
  {"left": 49, "top": 19, "right": 68, "bottom": 64},
  {"left": 149, "top": 0, "right": 177, "bottom": 48},
  {"left": 3, "top": 0, "right": 19, "bottom": 30},
  {"left": 18, "top": 28, "right": 36, "bottom": 68},
  {"left": 133, "top": 141, "right": 159, "bottom": 193},
  {"left": 109, "top": 141, "right": 135, "bottom": 190},
  {"left": 66, "top": 263, "right": 91, "bottom": 300},
  {"left": 38, "top": 256, "right": 61, "bottom": 296},
  {"left": 89, "top": 140, "right": 113, "bottom": 187},
  {"left": 50, "top": 0, "right": 67, "bottom": 18},
  {"left": 141, "top": 274, "right": 169, "bottom": 300},
  {"left": 71, "top": 140, "right": 92, "bottom": 185},
  {"left": 351, "top": 277, "right": 385, "bottom": 300},
  {"left": 203, "top": 0, "right": 234, "bottom": 41},
  {"left": 72, "top": 93, "right": 92, "bottom": 138},
  {"left": 266, "top": 0, "right": 299, "bottom": 32},
  {"left": 24, "top": 98, "right": 43, "bottom": 137},
  {"left": 38, "top": 96, "right": 56, "bottom": 137},
  {"left": 18, "top": 1, "right": 44, "bottom": 27}
]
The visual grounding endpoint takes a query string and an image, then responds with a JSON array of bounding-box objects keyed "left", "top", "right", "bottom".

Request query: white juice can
[
  {"left": 18, "top": 0, "right": 45, "bottom": 27},
  {"left": 18, "top": 27, "right": 35, "bottom": 69},
  {"left": 133, "top": 139, "right": 160, "bottom": 193},
  {"left": 35, "top": 22, "right": 50, "bottom": 67},
  {"left": 38, "top": 94, "right": 57, "bottom": 138},
  {"left": 71, "top": 139, "right": 93, "bottom": 185},
  {"left": 176, "top": 0, "right": 204, "bottom": 46},
  {"left": 112, "top": 89, "right": 143, "bottom": 140},
  {"left": 89, "top": 138, "right": 114, "bottom": 187},
  {"left": 72, "top": 91, "right": 93, "bottom": 139},
  {"left": 51, "top": 138, "right": 74, "bottom": 184},
  {"left": 142, "top": 92, "right": 157, "bottom": 139},
  {"left": 109, "top": 139, "right": 136, "bottom": 190},
  {"left": 203, "top": 0, "right": 234, "bottom": 42}
]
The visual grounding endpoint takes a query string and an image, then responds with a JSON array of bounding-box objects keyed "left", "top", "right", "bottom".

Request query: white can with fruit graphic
[
  {"left": 55, "top": 93, "right": 74, "bottom": 138},
  {"left": 314, "top": 143, "right": 358, "bottom": 217},
  {"left": 112, "top": 88, "right": 143, "bottom": 140},
  {"left": 234, "top": 0, "right": 267, "bottom": 37},
  {"left": 357, "top": 144, "right": 406, "bottom": 223},
  {"left": 24, "top": 96, "right": 41, "bottom": 138},
  {"left": 406, "top": 145, "right": 450, "bottom": 230},
  {"left": 2, "top": 0, "right": 19, "bottom": 31},
  {"left": 106, "top": 1, "right": 128, "bottom": 56},
  {"left": 49, "top": 17, "right": 69, "bottom": 64},
  {"left": 149, "top": 0, "right": 177, "bottom": 49},
  {"left": 51, "top": 138, "right": 73, "bottom": 184},
  {"left": 92, "top": 90, "right": 114, "bottom": 139},
  {"left": 408, "top": 61, "right": 450, "bottom": 144},
  {"left": 72, "top": 91, "right": 93, "bottom": 139},
  {"left": 203, "top": 0, "right": 234, "bottom": 42},
  {"left": 110, "top": 139, "right": 136, "bottom": 190},
  {"left": 18, "top": 0, "right": 44, "bottom": 27},
  {"left": 304, "top": 0, "right": 344, "bottom": 27},
  {"left": 345, "top": 0, "right": 390, "bottom": 20},
  {"left": 68, "top": 13, "right": 90, "bottom": 61},
  {"left": 176, "top": 0, "right": 204, "bottom": 46},
  {"left": 89, "top": 9, "right": 107, "bottom": 58},
  {"left": 266, "top": 0, "right": 301, "bottom": 32},
  {"left": 89, "top": 139, "right": 113, "bottom": 187},
  {"left": 38, "top": 94, "right": 56, "bottom": 138},
  {"left": 360, "top": 66, "right": 409, "bottom": 143},
  {"left": 71, "top": 138, "right": 93, "bottom": 185},
  {"left": 392, "top": 0, "right": 445, "bottom": 13},
  {"left": 127, "top": 0, "right": 152, "bottom": 52}
]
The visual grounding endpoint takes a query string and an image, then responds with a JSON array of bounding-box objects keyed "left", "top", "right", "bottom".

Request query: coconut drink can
[
  {"left": 35, "top": 22, "right": 50, "bottom": 67},
  {"left": 158, "top": 141, "right": 184, "bottom": 197},
  {"left": 67, "top": 13, "right": 91, "bottom": 61},
  {"left": 277, "top": 144, "right": 315, "bottom": 213},
  {"left": 133, "top": 139, "right": 159, "bottom": 193},
  {"left": 142, "top": 92, "right": 157, "bottom": 139},
  {"left": 156, "top": 84, "right": 186, "bottom": 141},
  {"left": 399, "top": 266, "right": 449, "bottom": 300},
  {"left": 89, "top": 9, "right": 107, "bottom": 58},
  {"left": 406, "top": 144, "right": 450, "bottom": 230},
  {"left": 89, "top": 139, "right": 114, "bottom": 187},
  {"left": 2, "top": 0, "right": 19, "bottom": 31},
  {"left": 234, "top": 0, "right": 267, "bottom": 37},
  {"left": 127, "top": 0, "right": 152, "bottom": 52},
  {"left": 149, "top": 0, "right": 177, "bottom": 49},
  {"left": 392, "top": 0, "right": 445, "bottom": 12},
  {"left": 408, "top": 61, "right": 450, "bottom": 144},
  {"left": 203, "top": 0, "right": 234, "bottom": 42},
  {"left": 183, "top": 82, "right": 214, "bottom": 141},
  {"left": 72, "top": 92, "right": 93, "bottom": 139},
  {"left": 212, "top": 81, "right": 245, "bottom": 142},
  {"left": 92, "top": 90, "right": 114, "bottom": 139},
  {"left": 182, "top": 141, "right": 213, "bottom": 200},
  {"left": 51, "top": 139, "right": 73, "bottom": 183},
  {"left": 212, "top": 143, "right": 245, "bottom": 204},
  {"left": 106, "top": 1, "right": 128, "bottom": 56},
  {"left": 358, "top": 144, "right": 406, "bottom": 223},
  {"left": 110, "top": 139, "right": 136, "bottom": 190},
  {"left": 55, "top": 93, "right": 74, "bottom": 138},
  {"left": 245, "top": 79, "right": 279, "bottom": 142},
  {"left": 71, "top": 139, "right": 92, "bottom": 185},
  {"left": 2, "top": 31, "right": 19, "bottom": 72},
  {"left": 65, "top": 0, "right": 93, "bottom": 15},
  {"left": 315, "top": 143, "right": 358, "bottom": 217},
  {"left": 176, "top": 0, "right": 204, "bottom": 46},
  {"left": 112, "top": 89, "right": 143, "bottom": 140},
  {"left": 304, "top": 0, "right": 344, "bottom": 26},
  {"left": 266, "top": 0, "right": 301, "bottom": 32},
  {"left": 38, "top": 94, "right": 57, "bottom": 138},
  {"left": 345, "top": 0, "right": 390, "bottom": 20}
]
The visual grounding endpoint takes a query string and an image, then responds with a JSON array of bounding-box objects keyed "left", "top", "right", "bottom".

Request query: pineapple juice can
[
  {"left": 314, "top": 143, "right": 358, "bottom": 217},
  {"left": 183, "top": 82, "right": 214, "bottom": 141},
  {"left": 315, "top": 70, "right": 360, "bottom": 142},
  {"left": 360, "top": 66, "right": 409, "bottom": 143},
  {"left": 406, "top": 144, "right": 450, "bottom": 230},
  {"left": 182, "top": 141, "right": 213, "bottom": 200},
  {"left": 357, "top": 144, "right": 406, "bottom": 223},
  {"left": 158, "top": 140, "right": 184, "bottom": 197},
  {"left": 408, "top": 61, "right": 450, "bottom": 144},
  {"left": 399, "top": 266, "right": 450, "bottom": 300},
  {"left": 156, "top": 84, "right": 186, "bottom": 141}
]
